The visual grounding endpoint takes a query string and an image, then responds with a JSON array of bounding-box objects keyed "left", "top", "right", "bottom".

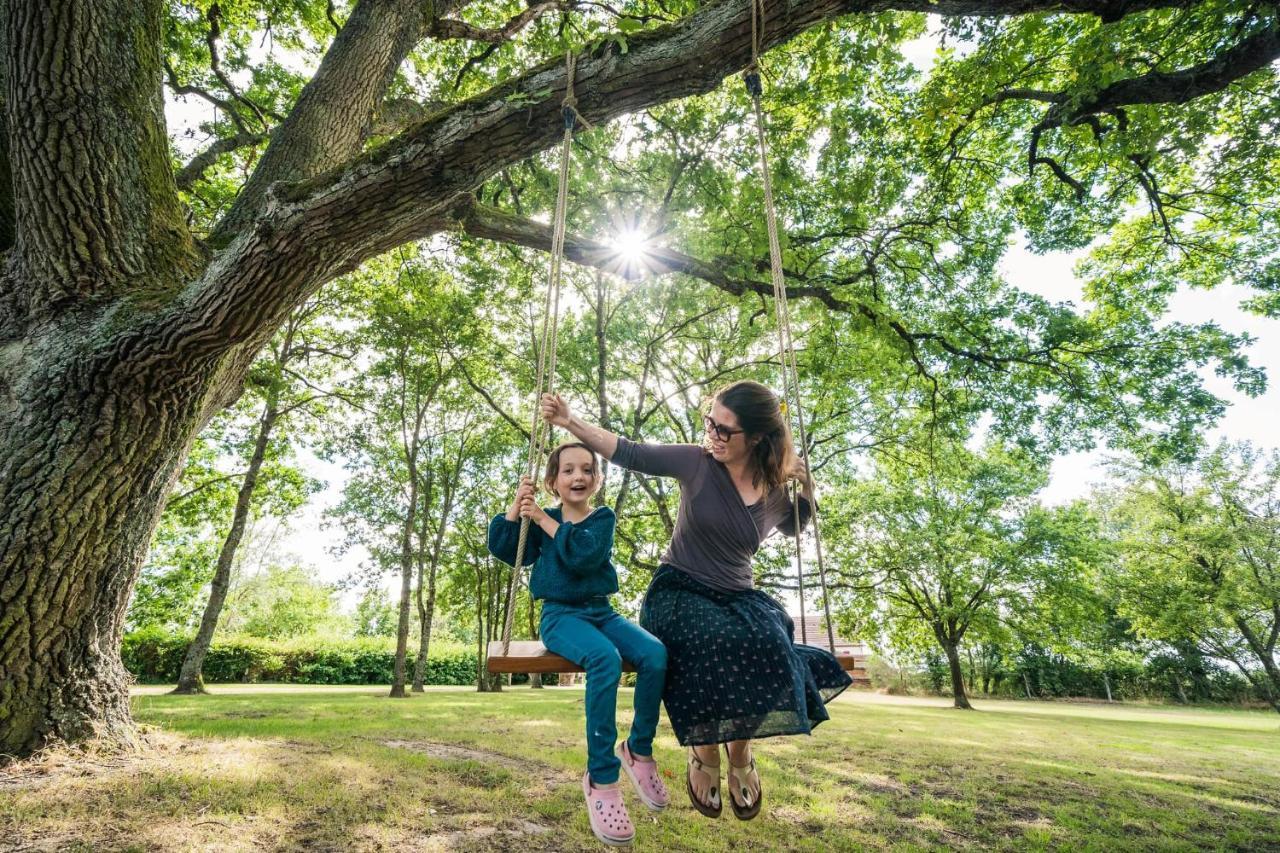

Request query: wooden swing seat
[{"left": 487, "top": 640, "right": 868, "bottom": 679}]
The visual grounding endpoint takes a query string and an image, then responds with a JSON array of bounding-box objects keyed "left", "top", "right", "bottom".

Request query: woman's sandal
[
  {"left": 685, "top": 747, "right": 722, "bottom": 818},
  {"left": 723, "top": 744, "right": 763, "bottom": 821}
]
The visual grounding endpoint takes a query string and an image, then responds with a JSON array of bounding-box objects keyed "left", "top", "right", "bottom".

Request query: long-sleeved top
[
  {"left": 487, "top": 505, "right": 619, "bottom": 604},
  {"left": 611, "top": 437, "right": 810, "bottom": 593}
]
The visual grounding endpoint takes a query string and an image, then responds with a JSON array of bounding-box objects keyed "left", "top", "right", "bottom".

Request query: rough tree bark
[{"left": 1, "top": 0, "right": 1273, "bottom": 759}]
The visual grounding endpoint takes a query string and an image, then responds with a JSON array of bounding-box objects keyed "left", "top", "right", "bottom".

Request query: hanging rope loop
[
  {"left": 743, "top": 1, "right": 839, "bottom": 655},
  {"left": 560, "top": 50, "right": 592, "bottom": 131},
  {"left": 499, "top": 50, "right": 580, "bottom": 656}
]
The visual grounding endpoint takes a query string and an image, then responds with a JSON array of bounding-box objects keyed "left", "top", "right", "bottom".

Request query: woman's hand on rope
[
  {"left": 540, "top": 392, "right": 572, "bottom": 428},
  {"left": 789, "top": 457, "right": 816, "bottom": 499},
  {"left": 507, "top": 477, "right": 536, "bottom": 521},
  {"left": 541, "top": 391, "right": 621, "bottom": 459}
]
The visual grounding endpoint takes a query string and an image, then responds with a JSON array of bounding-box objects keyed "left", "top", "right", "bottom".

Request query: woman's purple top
[{"left": 611, "top": 436, "right": 810, "bottom": 592}]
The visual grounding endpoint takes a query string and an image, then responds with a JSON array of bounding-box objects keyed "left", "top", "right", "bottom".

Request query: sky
[{"left": 161, "top": 20, "right": 1280, "bottom": 603}]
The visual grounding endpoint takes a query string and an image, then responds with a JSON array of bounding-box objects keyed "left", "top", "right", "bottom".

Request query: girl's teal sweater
[{"left": 487, "top": 506, "right": 619, "bottom": 604}]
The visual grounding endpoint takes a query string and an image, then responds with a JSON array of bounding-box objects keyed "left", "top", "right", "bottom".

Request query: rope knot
[{"left": 743, "top": 69, "right": 763, "bottom": 98}]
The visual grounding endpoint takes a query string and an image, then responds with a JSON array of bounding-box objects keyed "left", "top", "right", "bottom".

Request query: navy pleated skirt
[{"left": 639, "top": 564, "right": 852, "bottom": 746}]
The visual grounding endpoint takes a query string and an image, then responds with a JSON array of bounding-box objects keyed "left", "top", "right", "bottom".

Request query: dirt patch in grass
[
  {"left": 1, "top": 734, "right": 563, "bottom": 853},
  {"left": 412, "top": 819, "right": 553, "bottom": 851},
  {"left": 379, "top": 740, "right": 566, "bottom": 792}
]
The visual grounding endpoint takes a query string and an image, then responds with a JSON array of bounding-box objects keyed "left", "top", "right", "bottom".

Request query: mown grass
[{"left": 2, "top": 687, "right": 1278, "bottom": 851}]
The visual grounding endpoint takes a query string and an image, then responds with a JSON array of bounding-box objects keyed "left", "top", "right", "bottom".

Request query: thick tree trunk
[
  {"left": 941, "top": 639, "right": 974, "bottom": 710},
  {"left": 173, "top": 389, "right": 279, "bottom": 694},
  {"left": 4, "top": 0, "right": 196, "bottom": 307},
  {"left": 0, "top": 340, "right": 214, "bottom": 756}
]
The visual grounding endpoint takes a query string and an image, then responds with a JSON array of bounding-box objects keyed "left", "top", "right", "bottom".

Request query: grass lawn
[{"left": 2, "top": 687, "right": 1278, "bottom": 851}]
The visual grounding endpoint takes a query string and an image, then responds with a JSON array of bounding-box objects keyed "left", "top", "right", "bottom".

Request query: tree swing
[{"left": 486, "top": 16, "right": 863, "bottom": 678}]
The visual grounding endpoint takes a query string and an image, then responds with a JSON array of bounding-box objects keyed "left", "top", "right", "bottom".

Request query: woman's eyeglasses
[{"left": 703, "top": 415, "right": 744, "bottom": 442}]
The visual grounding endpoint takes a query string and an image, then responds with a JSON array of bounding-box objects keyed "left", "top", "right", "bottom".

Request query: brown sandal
[
  {"left": 724, "top": 744, "right": 763, "bottom": 821},
  {"left": 685, "top": 747, "right": 722, "bottom": 818}
]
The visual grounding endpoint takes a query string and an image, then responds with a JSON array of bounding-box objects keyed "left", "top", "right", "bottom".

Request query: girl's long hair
[{"left": 708, "top": 380, "right": 795, "bottom": 492}]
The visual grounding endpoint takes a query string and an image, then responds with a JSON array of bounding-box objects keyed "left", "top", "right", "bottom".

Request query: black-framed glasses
[{"left": 703, "top": 415, "right": 744, "bottom": 442}]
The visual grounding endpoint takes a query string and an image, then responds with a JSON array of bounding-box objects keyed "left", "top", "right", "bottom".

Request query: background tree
[
  {"left": 127, "top": 435, "right": 241, "bottom": 634},
  {"left": 1109, "top": 443, "right": 1280, "bottom": 713},
  {"left": 841, "top": 442, "right": 1098, "bottom": 708},
  {"left": 173, "top": 297, "right": 338, "bottom": 693},
  {"left": 325, "top": 256, "right": 486, "bottom": 697}
]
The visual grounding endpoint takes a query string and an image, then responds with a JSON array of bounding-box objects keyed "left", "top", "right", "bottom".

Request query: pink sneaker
[
  {"left": 583, "top": 771, "right": 635, "bottom": 846},
  {"left": 617, "top": 741, "right": 670, "bottom": 811}
]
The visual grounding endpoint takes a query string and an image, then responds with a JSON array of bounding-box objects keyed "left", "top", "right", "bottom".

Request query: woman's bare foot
[
  {"left": 725, "top": 740, "right": 760, "bottom": 809},
  {"left": 687, "top": 744, "right": 721, "bottom": 810}
]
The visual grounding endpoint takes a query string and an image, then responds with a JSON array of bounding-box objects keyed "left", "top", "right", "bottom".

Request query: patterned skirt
[{"left": 639, "top": 564, "right": 852, "bottom": 746}]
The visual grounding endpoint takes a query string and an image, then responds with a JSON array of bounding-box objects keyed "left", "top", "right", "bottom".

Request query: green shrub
[{"left": 123, "top": 631, "right": 479, "bottom": 685}]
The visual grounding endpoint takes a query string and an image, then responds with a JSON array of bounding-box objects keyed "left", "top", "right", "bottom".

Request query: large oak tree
[{"left": 0, "top": 0, "right": 1276, "bottom": 757}]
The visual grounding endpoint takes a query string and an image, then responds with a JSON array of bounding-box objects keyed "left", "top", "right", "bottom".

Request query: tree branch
[
  {"left": 210, "top": 0, "right": 430, "bottom": 239},
  {"left": 1026, "top": 19, "right": 1280, "bottom": 184},
  {"left": 429, "top": 2, "right": 568, "bottom": 44},
  {"left": 203, "top": 4, "right": 276, "bottom": 131},
  {"left": 175, "top": 132, "right": 269, "bottom": 191},
  {"left": 171, "top": 0, "right": 1203, "bottom": 360},
  {"left": 448, "top": 198, "right": 1072, "bottom": 377}
]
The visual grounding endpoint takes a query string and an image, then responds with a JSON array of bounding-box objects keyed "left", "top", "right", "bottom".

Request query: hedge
[{"left": 122, "top": 628, "right": 478, "bottom": 685}]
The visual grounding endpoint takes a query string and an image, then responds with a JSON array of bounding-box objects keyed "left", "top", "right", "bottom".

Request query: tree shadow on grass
[{"left": 0, "top": 732, "right": 578, "bottom": 852}]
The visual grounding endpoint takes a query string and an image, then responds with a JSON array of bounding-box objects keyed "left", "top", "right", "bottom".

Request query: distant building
[{"left": 791, "top": 614, "right": 868, "bottom": 657}]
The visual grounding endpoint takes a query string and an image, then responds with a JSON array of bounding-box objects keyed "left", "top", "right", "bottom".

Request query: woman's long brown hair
[{"left": 709, "top": 380, "right": 796, "bottom": 492}]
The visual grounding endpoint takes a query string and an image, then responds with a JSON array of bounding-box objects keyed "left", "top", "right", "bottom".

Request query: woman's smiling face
[{"left": 704, "top": 401, "right": 751, "bottom": 465}]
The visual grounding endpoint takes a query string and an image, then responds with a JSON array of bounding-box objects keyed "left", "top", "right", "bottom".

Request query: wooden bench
[{"left": 487, "top": 640, "right": 868, "bottom": 681}]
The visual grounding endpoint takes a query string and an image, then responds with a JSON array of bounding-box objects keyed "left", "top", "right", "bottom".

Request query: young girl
[{"left": 488, "top": 441, "right": 669, "bottom": 846}]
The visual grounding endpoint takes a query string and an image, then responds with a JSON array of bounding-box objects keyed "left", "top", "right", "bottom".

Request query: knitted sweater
[{"left": 487, "top": 505, "right": 619, "bottom": 604}]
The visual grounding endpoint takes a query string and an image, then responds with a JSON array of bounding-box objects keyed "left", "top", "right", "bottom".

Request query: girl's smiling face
[{"left": 549, "top": 446, "right": 600, "bottom": 507}]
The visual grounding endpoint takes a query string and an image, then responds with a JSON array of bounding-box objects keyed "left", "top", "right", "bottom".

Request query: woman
[{"left": 541, "top": 380, "right": 851, "bottom": 820}]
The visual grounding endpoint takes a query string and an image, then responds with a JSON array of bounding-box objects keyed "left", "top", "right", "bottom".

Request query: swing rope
[
  {"left": 500, "top": 52, "right": 580, "bottom": 654},
  {"left": 745, "top": 0, "right": 838, "bottom": 655}
]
